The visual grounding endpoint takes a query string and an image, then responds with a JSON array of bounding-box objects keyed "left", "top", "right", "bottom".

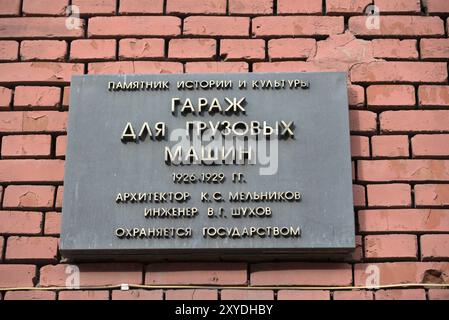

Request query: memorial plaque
[{"left": 60, "top": 72, "right": 355, "bottom": 259}]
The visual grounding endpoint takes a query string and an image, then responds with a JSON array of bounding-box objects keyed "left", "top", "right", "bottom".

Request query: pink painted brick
[
  {"left": 55, "top": 186, "right": 64, "bottom": 209},
  {"left": 353, "top": 185, "right": 366, "bottom": 208},
  {"left": 220, "top": 39, "right": 265, "bottom": 61},
  {"left": 70, "top": 39, "right": 116, "bottom": 61},
  {"left": 20, "top": 40, "right": 67, "bottom": 61},
  {"left": 421, "top": 39, "right": 449, "bottom": 60},
  {"left": 5, "top": 290, "right": 56, "bottom": 300},
  {"left": 268, "top": 38, "right": 316, "bottom": 60},
  {"left": 229, "top": 0, "right": 273, "bottom": 14},
  {"left": 185, "top": 62, "right": 248, "bottom": 73},
  {"left": 2, "top": 135, "right": 52, "bottom": 158},
  {"left": 0, "top": 211, "right": 42, "bottom": 235},
  {"left": 374, "top": 0, "right": 421, "bottom": 13},
  {"left": 145, "top": 263, "right": 247, "bottom": 285},
  {"left": 375, "top": 289, "right": 426, "bottom": 300},
  {"left": 119, "top": 38, "right": 165, "bottom": 60},
  {"left": 419, "top": 86, "right": 449, "bottom": 107},
  {"left": 56, "top": 135, "right": 67, "bottom": 157},
  {"left": 278, "top": 0, "right": 322, "bottom": 14},
  {"left": 421, "top": 234, "right": 449, "bottom": 260},
  {"left": 0, "top": 0, "right": 21, "bottom": 16},
  {"left": 221, "top": 289, "right": 274, "bottom": 300},
  {"left": 112, "top": 289, "right": 163, "bottom": 300},
  {"left": 367, "top": 184, "right": 411, "bottom": 207},
  {"left": 349, "top": 110, "right": 377, "bottom": 133},
  {"left": 3, "top": 185, "right": 55, "bottom": 209},
  {"left": 165, "top": 289, "right": 218, "bottom": 300},
  {"left": 0, "top": 265, "right": 36, "bottom": 287},
  {"left": 5, "top": 236, "right": 58, "bottom": 261},
  {"left": 372, "top": 135, "right": 409, "bottom": 158},
  {"left": 44, "top": 212, "right": 61, "bottom": 235},
  {"left": 59, "top": 291, "right": 109, "bottom": 300},
  {"left": 0, "top": 41, "right": 19, "bottom": 61},
  {"left": 0, "top": 86, "right": 12, "bottom": 109},
  {"left": 415, "top": 184, "right": 449, "bottom": 206},
  {"left": 367, "top": 85, "right": 415, "bottom": 107},
  {"left": 168, "top": 39, "right": 216, "bottom": 60},
  {"left": 119, "top": 0, "right": 163, "bottom": 14},
  {"left": 364, "top": 234, "right": 417, "bottom": 259},
  {"left": 428, "top": 289, "right": 449, "bottom": 300},
  {"left": 351, "top": 136, "right": 370, "bottom": 158},
  {"left": 277, "top": 290, "right": 330, "bottom": 300},
  {"left": 372, "top": 39, "right": 418, "bottom": 59},
  {"left": 14, "top": 86, "right": 61, "bottom": 110},
  {"left": 412, "top": 134, "right": 449, "bottom": 157},
  {"left": 333, "top": 290, "right": 374, "bottom": 300},
  {"left": 22, "top": 0, "right": 68, "bottom": 16}
]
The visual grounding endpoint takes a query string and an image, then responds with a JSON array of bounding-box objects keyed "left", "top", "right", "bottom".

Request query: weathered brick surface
[
  {"left": 0, "top": 0, "right": 448, "bottom": 300},
  {"left": 6, "top": 236, "right": 58, "bottom": 261},
  {"left": 145, "top": 263, "right": 247, "bottom": 285},
  {"left": 0, "top": 211, "right": 42, "bottom": 234},
  {"left": 20, "top": 40, "right": 67, "bottom": 61},
  {"left": 2, "top": 135, "right": 52, "bottom": 157}
]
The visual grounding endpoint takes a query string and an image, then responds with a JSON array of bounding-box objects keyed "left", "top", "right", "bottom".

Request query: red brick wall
[{"left": 1, "top": 0, "right": 449, "bottom": 300}]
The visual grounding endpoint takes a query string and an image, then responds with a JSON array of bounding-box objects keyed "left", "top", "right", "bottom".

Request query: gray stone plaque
[{"left": 60, "top": 72, "right": 355, "bottom": 260}]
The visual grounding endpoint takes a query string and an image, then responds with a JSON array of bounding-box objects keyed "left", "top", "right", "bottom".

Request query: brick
[
  {"left": 428, "top": 289, "right": 449, "bottom": 300},
  {"left": 278, "top": 0, "right": 322, "bottom": 14},
  {"left": 326, "top": 0, "right": 372, "bottom": 14},
  {"left": 59, "top": 291, "right": 109, "bottom": 300},
  {"left": 70, "top": 39, "right": 116, "bottom": 61},
  {"left": 333, "top": 290, "right": 374, "bottom": 300},
  {"left": 367, "top": 85, "right": 415, "bottom": 107},
  {"left": 45, "top": 212, "right": 61, "bottom": 235},
  {"left": 349, "top": 110, "right": 377, "bottom": 133},
  {"left": 167, "top": 0, "right": 226, "bottom": 14},
  {"left": 166, "top": 290, "right": 217, "bottom": 300},
  {"left": 145, "top": 263, "right": 247, "bottom": 285},
  {"left": 355, "top": 262, "right": 449, "bottom": 286},
  {"left": 365, "top": 234, "right": 417, "bottom": 259},
  {"left": 427, "top": 0, "right": 449, "bottom": 14},
  {"left": 412, "top": 134, "right": 449, "bottom": 157},
  {"left": 56, "top": 136, "right": 67, "bottom": 157},
  {"left": 2, "top": 135, "right": 52, "bottom": 158},
  {"left": 349, "top": 16, "right": 444, "bottom": 37},
  {"left": 14, "top": 86, "right": 61, "bottom": 110},
  {"left": 6, "top": 236, "right": 58, "bottom": 261},
  {"left": 88, "top": 16, "right": 181, "bottom": 37},
  {"left": 0, "top": 41, "right": 18, "bottom": 61},
  {"left": 119, "top": 39, "right": 165, "bottom": 60},
  {"left": 23, "top": 0, "right": 68, "bottom": 16},
  {"left": 381, "top": 110, "right": 449, "bottom": 133},
  {"left": 220, "top": 39, "right": 265, "bottom": 61},
  {"left": 277, "top": 290, "right": 330, "bottom": 300},
  {"left": 372, "top": 39, "right": 418, "bottom": 60},
  {"left": 229, "top": 0, "right": 273, "bottom": 14},
  {"left": 5, "top": 291, "right": 56, "bottom": 300},
  {"left": 0, "top": 18, "right": 84, "bottom": 39},
  {"left": 358, "top": 160, "right": 449, "bottom": 182},
  {"left": 351, "top": 136, "right": 370, "bottom": 158},
  {"left": 350, "top": 62, "right": 447, "bottom": 83},
  {"left": 55, "top": 187, "right": 64, "bottom": 209},
  {"left": 374, "top": 0, "right": 421, "bottom": 13},
  {"left": 89, "top": 61, "right": 183, "bottom": 74},
  {"left": 40, "top": 263, "right": 142, "bottom": 286},
  {"left": 62, "top": 87, "right": 70, "bottom": 108},
  {"left": 250, "top": 263, "right": 352, "bottom": 286},
  {"left": 348, "top": 85, "right": 365, "bottom": 107},
  {"left": 0, "top": 63, "right": 83, "bottom": 85},
  {"left": 0, "top": 111, "right": 67, "bottom": 133},
  {"left": 353, "top": 185, "right": 366, "bottom": 208},
  {"left": 415, "top": 184, "right": 449, "bottom": 206},
  {"left": 0, "top": 236, "right": 3, "bottom": 260},
  {"left": 185, "top": 62, "right": 248, "bottom": 73},
  {"left": 253, "top": 16, "right": 343, "bottom": 37},
  {"left": 0, "top": 265, "right": 36, "bottom": 287},
  {"left": 184, "top": 16, "right": 249, "bottom": 37},
  {"left": 372, "top": 135, "right": 409, "bottom": 158},
  {"left": 72, "top": 0, "right": 116, "bottom": 16},
  {"left": 0, "top": 160, "right": 65, "bottom": 183},
  {"left": 20, "top": 40, "right": 67, "bottom": 61},
  {"left": 367, "top": 184, "right": 411, "bottom": 207},
  {"left": 419, "top": 86, "right": 449, "bottom": 107},
  {"left": 221, "top": 290, "right": 274, "bottom": 300},
  {"left": 169, "top": 39, "right": 216, "bottom": 60},
  {"left": 253, "top": 61, "right": 326, "bottom": 73},
  {"left": 376, "top": 289, "right": 426, "bottom": 300},
  {"left": 3, "top": 185, "right": 55, "bottom": 209},
  {"left": 420, "top": 39, "right": 449, "bottom": 60},
  {"left": 112, "top": 290, "right": 163, "bottom": 300},
  {"left": 358, "top": 209, "right": 449, "bottom": 232},
  {"left": 268, "top": 38, "right": 316, "bottom": 60},
  {"left": 0, "top": 211, "right": 42, "bottom": 234},
  {"left": 0, "top": 86, "right": 12, "bottom": 109},
  {"left": 0, "top": 0, "right": 21, "bottom": 16},
  {"left": 421, "top": 235, "right": 449, "bottom": 260},
  {"left": 119, "top": 0, "right": 164, "bottom": 14}
]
